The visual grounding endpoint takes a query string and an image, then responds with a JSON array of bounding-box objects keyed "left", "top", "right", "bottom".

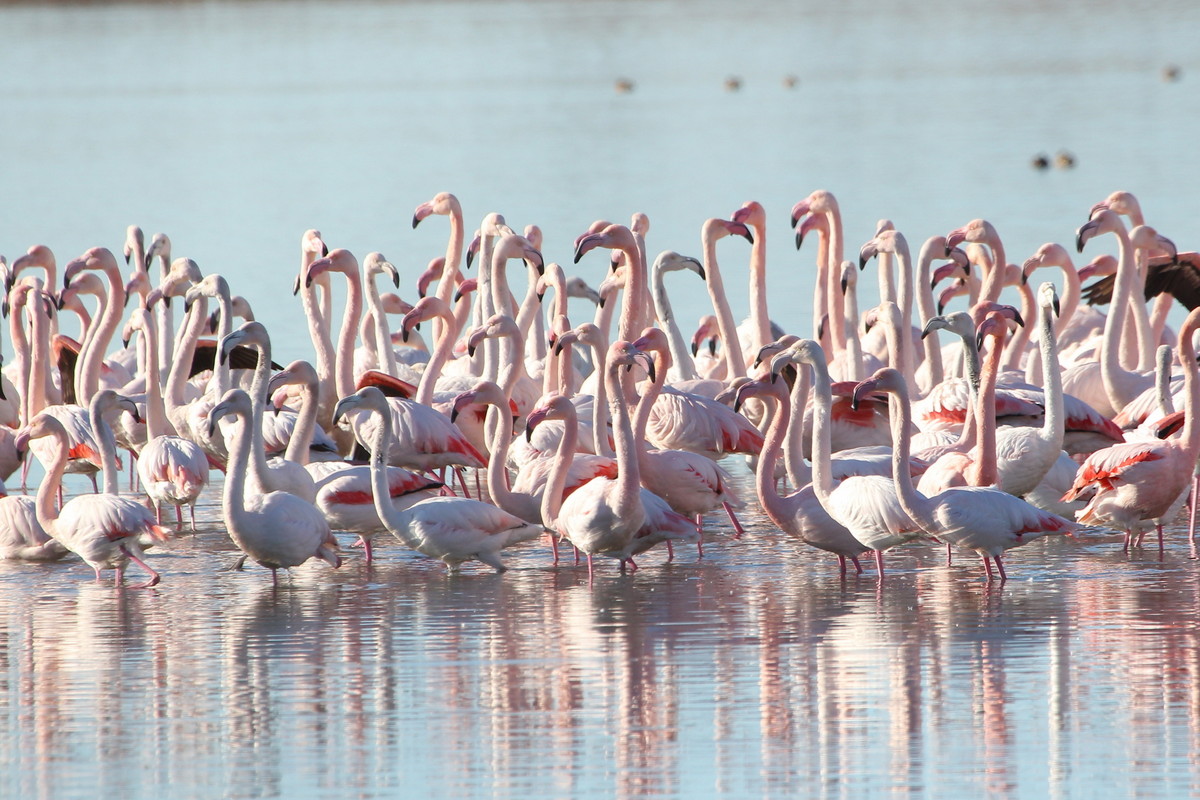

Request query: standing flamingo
[
  {"left": 855, "top": 368, "right": 1077, "bottom": 582},
  {"left": 333, "top": 387, "right": 543, "bottom": 572},
  {"left": 17, "top": 408, "right": 168, "bottom": 587},
  {"left": 208, "top": 389, "right": 340, "bottom": 581}
]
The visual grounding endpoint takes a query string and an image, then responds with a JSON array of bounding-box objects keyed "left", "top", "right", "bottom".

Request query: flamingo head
[
  {"left": 851, "top": 368, "right": 904, "bottom": 410},
  {"left": 416, "top": 257, "right": 446, "bottom": 298},
  {"left": 219, "top": 320, "right": 269, "bottom": 366},
  {"left": 207, "top": 389, "right": 253, "bottom": 438}
]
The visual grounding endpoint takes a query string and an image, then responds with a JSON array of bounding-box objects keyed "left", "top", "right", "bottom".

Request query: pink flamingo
[
  {"left": 18, "top": 404, "right": 168, "bottom": 588},
  {"left": 209, "top": 389, "right": 340, "bottom": 582},
  {"left": 1062, "top": 305, "right": 1200, "bottom": 554},
  {"left": 736, "top": 343, "right": 868, "bottom": 575},
  {"left": 124, "top": 307, "right": 209, "bottom": 529},
  {"left": 333, "top": 386, "right": 543, "bottom": 572},
  {"left": 855, "top": 368, "right": 1077, "bottom": 582}
]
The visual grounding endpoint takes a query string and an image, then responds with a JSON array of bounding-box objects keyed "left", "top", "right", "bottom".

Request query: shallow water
[{"left": 4, "top": 0, "right": 1200, "bottom": 798}]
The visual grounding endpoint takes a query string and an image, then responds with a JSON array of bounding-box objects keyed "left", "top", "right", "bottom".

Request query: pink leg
[
  {"left": 837, "top": 554, "right": 847, "bottom": 576},
  {"left": 155, "top": 504, "right": 162, "bottom": 525},
  {"left": 994, "top": 554, "right": 1007, "bottom": 582},
  {"left": 1191, "top": 479, "right": 1200, "bottom": 559},
  {"left": 694, "top": 515, "right": 705, "bottom": 559},
  {"left": 851, "top": 556, "right": 864, "bottom": 575},
  {"left": 981, "top": 554, "right": 994, "bottom": 582},
  {"left": 627, "top": 557, "right": 639, "bottom": 573},
  {"left": 89, "top": 473, "right": 99, "bottom": 493},
  {"left": 587, "top": 553, "right": 595, "bottom": 583},
  {"left": 175, "top": 504, "right": 183, "bottom": 527},
  {"left": 874, "top": 549, "right": 885, "bottom": 580},
  {"left": 946, "top": 541, "right": 953, "bottom": 566},
  {"left": 1123, "top": 531, "right": 1132, "bottom": 552},
  {"left": 455, "top": 468, "right": 472, "bottom": 499},
  {"left": 666, "top": 540, "right": 674, "bottom": 562},
  {"left": 1157, "top": 523, "right": 1165, "bottom": 558},
  {"left": 190, "top": 504, "right": 197, "bottom": 532},
  {"left": 722, "top": 502, "right": 745, "bottom": 539},
  {"left": 21, "top": 457, "right": 31, "bottom": 494},
  {"left": 549, "top": 531, "right": 560, "bottom": 565},
  {"left": 574, "top": 545, "right": 581, "bottom": 566},
  {"left": 120, "top": 545, "right": 161, "bottom": 589}
]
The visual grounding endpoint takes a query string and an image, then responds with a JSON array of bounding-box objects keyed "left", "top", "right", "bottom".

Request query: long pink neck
[
  {"left": 415, "top": 308, "right": 457, "bottom": 407},
  {"left": 333, "top": 268, "right": 364, "bottom": 403},
  {"left": 433, "top": 204, "right": 465, "bottom": 345},
  {"left": 1176, "top": 314, "right": 1200, "bottom": 457},
  {"left": 78, "top": 264, "right": 125, "bottom": 403},
  {"left": 915, "top": 240, "right": 944, "bottom": 388},
  {"left": 812, "top": 227, "right": 832, "bottom": 352},
  {"left": 484, "top": 403, "right": 522, "bottom": 516},
  {"left": 365, "top": 278, "right": 397, "bottom": 377},
  {"left": 980, "top": 237, "right": 1006, "bottom": 303},
  {"left": 606, "top": 361, "right": 641, "bottom": 516},
  {"left": 888, "top": 383, "right": 934, "bottom": 533},
  {"left": 969, "top": 334, "right": 1003, "bottom": 486},
  {"left": 540, "top": 406, "right": 579, "bottom": 526},
  {"left": 755, "top": 390, "right": 793, "bottom": 530},
  {"left": 27, "top": 293, "right": 52, "bottom": 418},
  {"left": 1002, "top": 281, "right": 1036, "bottom": 370},
  {"left": 140, "top": 319, "right": 170, "bottom": 440},
  {"left": 283, "top": 380, "right": 320, "bottom": 465},
  {"left": 301, "top": 266, "right": 337, "bottom": 429},
  {"left": 588, "top": 342, "right": 613, "bottom": 458},
  {"left": 617, "top": 245, "right": 646, "bottom": 349},
  {"left": 701, "top": 234, "right": 746, "bottom": 379},
  {"left": 165, "top": 299, "right": 208, "bottom": 430},
  {"left": 784, "top": 364, "right": 814, "bottom": 489},
  {"left": 1101, "top": 225, "right": 1144, "bottom": 412},
  {"left": 825, "top": 208, "right": 847, "bottom": 356},
  {"left": 33, "top": 429, "right": 67, "bottom": 532},
  {"left": 747, "top": 220, "right": 771, "bottom": 352}
]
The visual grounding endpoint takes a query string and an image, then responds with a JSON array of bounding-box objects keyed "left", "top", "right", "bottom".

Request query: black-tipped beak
[
  {"left": 794, "top": 230, "right": 804, "bottom": 250},
  {"left": 292, "top": 275, "right": 301, "bottom": 296},
  {"left": 1012, "top": 310, "right": 1025, "bottom": 327},
  {"left": 122, "top": 336, "right": 131, "bottom": 349},
  {"left": 450, "top": 407, "right": 460, "bottom": 424},
  {"left": 708, "top": 339, "right": 717, "bottom": 357},
  {"left": 411, "top": 214, "right": 421, "bottom": 230},
  {"left": 691, "top": 341, "right": 699, "bottom": 357},
  {"left": 1053, "top": 296, "right": 1061, "bottom": 317}
]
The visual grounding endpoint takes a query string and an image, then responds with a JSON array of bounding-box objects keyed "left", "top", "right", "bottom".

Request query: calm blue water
[{"left": 3, "top": 1, "right": 1200, "bottom": 798}]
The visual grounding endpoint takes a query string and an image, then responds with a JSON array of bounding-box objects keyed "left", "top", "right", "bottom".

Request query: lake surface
[{"left": 3, "top": 0, "right": 1200, "bottom": 798}]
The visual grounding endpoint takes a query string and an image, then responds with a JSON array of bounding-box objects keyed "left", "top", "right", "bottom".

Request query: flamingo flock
[{"left": 5, "top": 189, "right": 1200, "bottom": 586}]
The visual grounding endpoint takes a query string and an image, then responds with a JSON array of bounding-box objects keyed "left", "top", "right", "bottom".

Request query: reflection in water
[{"left": 4, "top": 501, "right": 1200, "bottom": 798}]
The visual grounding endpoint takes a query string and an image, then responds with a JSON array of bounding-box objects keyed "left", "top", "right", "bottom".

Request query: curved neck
[
  {"left": 651, "top": 268, "right": 699, "bottom": 382},
  {"left": 755, "top": 392, "right": 793, "bottom": 527},
  {"left": 812, "top": 227, "right": 832, "bottom": 352},
  {"left": 701, "top": 236, "right": 746, "bottom": 379},
  {"left": 888, "top": 387, "right": 934, "bottom": 531},
  {"left": 1002, "top": 282, "right": 1036, "bottom": 370},
  {"left": 915, "top": 241, "right": 944, "bottom": 388},
  {"left": 747, "top": 221, "right": 771, "bottom": 352},
  {"left": 283, "top": 382, "right": 319, "bottom": 465},
  {"left": 1036, "top": 303, "right": 1065, "bottom": 452},
  {"left": 969, "top": 335, "right": 1003, "bottom": 486},
  {"left": 784, "top": 365, "right": 814, "bottom": 488},
  {"left": 825, "top": 210, "right": 847, "bottom": 355},
  {"left": 1131, "top": 242, "right": 1158, "bottom": 371},
  {"left": 11, "top": 302, "right": 32, "bottom": 422},
  {"left": 74, "top": 290, "right": 104, "bottom": 403},
  {"left": 333, "top": 269, "right": 364, "bottom": 402},
  {"left": 1176, "top": 320, "right": 1200, "bottom": 454},
  {"left": 78, "top": 265, "right": 125, "bottom": 403},
  {"left": 33, "top": 430, "right": 67, "bottom": 530},
  {"left": 365, "top": 405, "right": 424, "bottom": 549},
  {"left": 433, "top": 206, "right": 465, "bottom": 345},
  {"left": 27, "top": 298, "right": 52, "bottom": 417},
  {"left": 90, "top": 405, "right": 122, "bottom": 496},
  {"left": 617, "top": 245, "right": 647, "bottom": 351},
  {"left": 589, "top": 342, "right": 614, "bottom": 458},
  {"left": 247, "top": 340, "right": 273, "bottom": 481},
  {"left": 809, "top": 357, "right": 836, "bottom": 504},
  {"left": 165, "top": 300, "right": 208, "bottom": 427},
  {"left": 301, "top": 271, "right": 337, "bottom": 429},
  {"left": 220, "top": 415, "right": 256, "bottom": 545},
  {"left": 140, "top": 321, "right": 170, "bottom": 440},
  {"left": 980, "top": 240, "right": 1006, "bottom": 303},
  {"left": 893, "top": 244, "right": 917, "bottom": 392},
  {"left": 539, "top": 409, "right": 578, "bottom": 527},
  {"left": 483, "top": 404, "right": 523, "bottom": 515},
  {"left": 415, "top": 309, "right": 458, "bottom": 407},
  {"left": 365, "top": 276, "right": 397, "bottom": 377},
  {"left": 1101, "top": 226, "right": 1144, "bottom": 412},
  {"left": 605, "top": 361, "right": 641, "bottom": 513}
]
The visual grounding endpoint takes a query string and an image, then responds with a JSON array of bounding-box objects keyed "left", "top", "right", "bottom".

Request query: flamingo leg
[
  {"left": 1157, "top": 523, "right": 1165, "bottom": 557},
  {"left": 454, "top": 467, "right": 472, "bottom": 499},
  {"left": 175, "top": 504, "right": 183, "bottom": 527},
  {"left": 694, "top": 515, "right": 705, "bottom": 559},
  {"left": 981, "top": 554, "right": 994, "bottom": 582},
  {"left": 666, "top": 540, "right": 674, "bottom": 562},
  {"left": 946, "top": 541, "right": 953, "bottom": 566},
  {"left": 190, "top": 504, "right": 197, "bottom": 532},
  {"left": 721, "top": 502, "right": 745, "bottom": 539},
  {"left": 120, "top": 545, "right": 161, "bottom": 589},
  {"left": 850, "top": 556, "right": 864, "bottom": 575},
  {"left": 837, "top": 554, "right": 847, "bottom": 576},
  {"left": 994, "top": 554, "right": 1007, "bottom": 583},
  {"left": 586, "top": 553, "right": 595, "bottom": 583},
  {"left": 1190, "top": 477, "right": 1200, "bottom": 559},
  {"left": 874, "top": 549, "right": 885, "bottom": 580},
  {"left": 154, "top": 504, "right": 162, "bottom": 525},
  {"left": 89, "top": 472, "right": 99, "bottom": 494}
]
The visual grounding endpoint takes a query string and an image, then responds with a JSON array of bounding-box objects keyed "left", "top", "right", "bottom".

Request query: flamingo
[
  {"left": 208, "top": 389, "right": 340, "bottom": 581},
  {"left": 333, "top": 386, "right": 543, "bottom": 572},
  {"left": 1062, "top": 305, "right": 1200, "bottom": 554},
  {"left": 736, "top": 344, "right": 868, "bottom": 575},
  {"left": 0, "top": 493, "right": 68, "bottom": 561},
  {"left": 855, "top": 368, "right": 1077, "bottom": 582},
  {"left": 554, "top": 341, "right": 653, "bottom": 578},
  {"left": 124, "top": 307, "right": 209, "bottom": 529},
  {"left": 17, "top": 404, "right": 168, "bottom": 588}
]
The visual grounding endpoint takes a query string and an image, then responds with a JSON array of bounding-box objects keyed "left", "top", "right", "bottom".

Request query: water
[{"left": 3, "top": 0, "right": 1200, "bottom": 797}]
